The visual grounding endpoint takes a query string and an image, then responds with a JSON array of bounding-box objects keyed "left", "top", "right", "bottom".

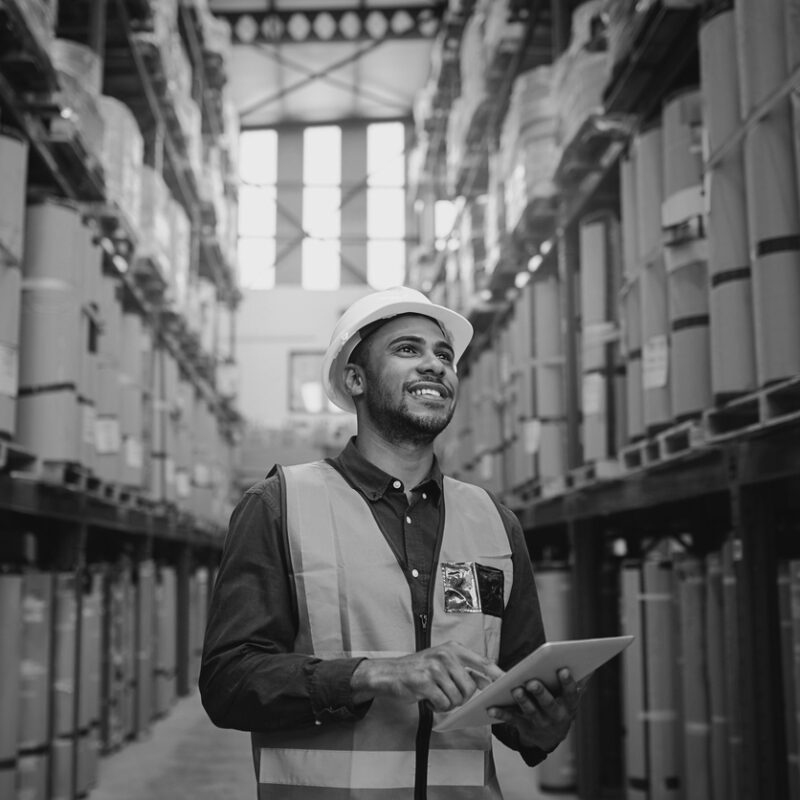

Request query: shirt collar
[{"left": 329, "top": 437, "right": 443, "bottom": 505}]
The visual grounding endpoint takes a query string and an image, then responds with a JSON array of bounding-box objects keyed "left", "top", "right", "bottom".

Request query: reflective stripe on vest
[{"left": 252, "top": 461, "right": 513, "bottom": 799}]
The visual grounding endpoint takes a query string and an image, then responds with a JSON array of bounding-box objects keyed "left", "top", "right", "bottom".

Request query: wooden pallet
[
  {"left": 619, "top": 418, "right": 709, "bottom": 473},
  {"left": 0, "top": 439, "right": 37, "bottom": 473},
  {"left": 569, "top": 458, "right": 622, "bottom": 489}
]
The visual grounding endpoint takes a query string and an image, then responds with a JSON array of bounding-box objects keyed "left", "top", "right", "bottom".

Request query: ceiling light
[
  {"left": 514, "top": 271, "right": 531, "bottom": 289},
  {"left": 528, "top": 254, "right": 543, "bottom": 272},
  {"left": 539, "top": 239, "right": 553, "bottom": 256}
]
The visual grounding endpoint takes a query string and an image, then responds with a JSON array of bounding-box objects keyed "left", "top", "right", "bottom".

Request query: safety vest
[{"left": 251, "top": 461, "right": 514, "bottom": 799}]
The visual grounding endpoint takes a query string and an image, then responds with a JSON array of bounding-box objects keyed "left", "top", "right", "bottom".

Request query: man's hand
[
  {"left": 351, "top": 641, "right": 505, "bottom": 711},
  {"left": 486, "top": 669, "right": 585, "bottom": 752}
]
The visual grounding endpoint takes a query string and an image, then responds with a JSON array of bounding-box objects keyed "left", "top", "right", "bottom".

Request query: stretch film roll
[
  {"left": 533, "top": 274, "right": 566, "bottom": 480},
  {"left": 621, "top": 564, "right": 648, "bottom": 800},
  {"left": 621, "top": 279, "right": 644, "bottom": 441},
  {"left": 699, "top": 11, "right": 757, "bottom": 398},
  {"left": 641, "top": 253, "right": 671, "bottom": 431},
  {"left": 17, "top": 201, "right": 83, "bottom": 462},
  {"left": 537, "top": 567, "right": 575, "bottom": 793},
  {"left": 735, "top": 0, "right": 800, "bottom": 384},
  {"left": 634, "top": 126, "right": 664, "bottom": 262},
  {"left": 0, "top": 260, "right": 22, "bottom": 439},
  {"left": 705, "top": 553, "right": 730, "bottom": 800},
  {"left": 18, "top": 571, "right": 53, "bottom": 800},
  {"left": 0, "top": 574, "right": 22, "bottom": 799},
  {"left": 642, "top": 551, "right": 681, "bottom": 800},
  {"left": 676, "top": 557, "right": 711, "bottom": 800}
]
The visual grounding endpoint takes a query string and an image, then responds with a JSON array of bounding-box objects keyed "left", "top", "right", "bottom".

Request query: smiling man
[{"left": 200, "top": 287, "right": 581, "bottom": 799}]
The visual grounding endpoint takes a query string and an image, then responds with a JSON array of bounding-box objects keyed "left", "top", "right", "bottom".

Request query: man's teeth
[{"left": 412, "top": 388, "right": 443, "bottom": 397}]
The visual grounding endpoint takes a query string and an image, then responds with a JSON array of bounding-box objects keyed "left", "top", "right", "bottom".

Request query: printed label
[
  {"left": 0, "top": 342, "right": 18, "bottom": 397},
  {"left": 582, "top": 373, "right": 605, "bottom": 416},
  {"left": 642, "top": 335, "right": 669, "bottom": 389}
]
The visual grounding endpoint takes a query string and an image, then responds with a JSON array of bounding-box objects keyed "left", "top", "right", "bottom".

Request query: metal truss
[{"left": 215, "top": 4, "right": 445, "bottom": 44}]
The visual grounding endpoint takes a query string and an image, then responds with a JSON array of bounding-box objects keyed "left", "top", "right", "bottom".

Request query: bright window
[
  {"left": 302, "top": 126, "right": 342, "bottom": 290},
  {"left": 237, "top": 129, "right": 278, "bottom": 289},
  {"left": 366, "top": 122, "right": 406, "bottom": 290}
]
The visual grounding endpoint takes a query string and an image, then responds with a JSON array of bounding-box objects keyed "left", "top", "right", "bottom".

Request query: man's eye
[{"left": 438, "top": 352, "right": 454, "bottom": 362}]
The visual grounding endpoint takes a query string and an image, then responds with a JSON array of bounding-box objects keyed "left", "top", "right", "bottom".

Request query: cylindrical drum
[
  {"left": 620, "top": 563, "right": 647, "bottom": 800},
  {"left": 0, "top": 573, "right": 22, "bottom": 799},
  {"left": 675, "top": 556, "right": 712, "bottom": 800},
  {"left": 633, "top": 125, "right": 664, "bottom": 263},
  {"left": 17, "top": 200, "right": 83, "bottom": 462},
  {"left": 700, "top": 10, "right": 757, "bottom": 399},
  {"left": 642, "top": 550, "right": 682, "bottom": 799},
  {"left": 641, "top": 253, "right": 671, "bottom": 432},
  {"left": 536, "top": 566, "right": 575, "bottom": 793},
  {"left": 735, "top": 0, "right": 800, "bottom": 385},
  {"left": 533, "top": 274, "right": 566, "bottom": 480},
  {"left": 621, "top": 278, "right": 644, "bottom": 441},
  {"left": 0, "top": 261, "right": 22, "bottom": 439}
]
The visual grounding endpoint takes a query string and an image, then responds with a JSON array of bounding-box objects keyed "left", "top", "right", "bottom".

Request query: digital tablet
[{"left": 432, "top": 635, "right": 635, "bottom": 732}]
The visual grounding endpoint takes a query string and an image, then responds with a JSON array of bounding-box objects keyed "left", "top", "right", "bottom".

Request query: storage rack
[
  {"left": 412, "top": 2, "right": 799, "bottom": 798},
  {"left": 0, "top": 2, "right": 238, "bottom": 797}
]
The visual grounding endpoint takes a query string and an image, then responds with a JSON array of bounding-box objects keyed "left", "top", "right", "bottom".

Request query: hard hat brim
[{"left": 322, "top": 298, "right": 473, "bottom": 414}]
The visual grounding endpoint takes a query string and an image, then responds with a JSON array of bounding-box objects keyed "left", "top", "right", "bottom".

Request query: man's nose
[{"left": 419, "top": 350, "right": 445, "bottom": 374}]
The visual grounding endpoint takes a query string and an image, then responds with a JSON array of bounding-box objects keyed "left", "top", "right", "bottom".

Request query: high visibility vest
[{"left": 251, "top": 461, "right": 515, "bottom": 799}]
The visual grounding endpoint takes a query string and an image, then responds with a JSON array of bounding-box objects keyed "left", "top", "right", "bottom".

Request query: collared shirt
[{"left": 200, "top": 438, "right": 547, "bottom": 765}]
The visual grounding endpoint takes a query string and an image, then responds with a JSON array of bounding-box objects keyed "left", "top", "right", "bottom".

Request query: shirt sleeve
[
  {"left": 490, "top": 499, "right": 550, "bottom": 767},
  {"left": 199, "top": 476, "right": 370, "bottom": 732}
]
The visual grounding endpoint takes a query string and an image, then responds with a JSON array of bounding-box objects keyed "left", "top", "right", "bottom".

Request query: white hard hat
[{"left": 322, "top": 286, "right": 473, "bottom": 413}]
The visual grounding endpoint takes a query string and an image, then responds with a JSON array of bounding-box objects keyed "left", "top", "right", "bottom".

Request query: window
[
  {"left": 302, "top": 126, "right": 341, "bottom": 290},
  {"left": 289, "top": 351, "right": 339, "bottom": 413},
  {"left": 238, "top": 130, "right": 278, "bottom": 289},
  {"left": 366, "top": 122, "right": 406, "bottom": 290}
]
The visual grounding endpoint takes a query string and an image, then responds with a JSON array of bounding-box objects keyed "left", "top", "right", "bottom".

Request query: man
[{"left": 200, "top": 286, "right": 580, "bottom": 799}]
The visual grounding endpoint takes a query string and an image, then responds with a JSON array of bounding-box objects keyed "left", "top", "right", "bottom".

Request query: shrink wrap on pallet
[
  {"left": 138, "top": 166, "right": 172, "bottom": 283},
  {"left": 97, "top": 96, "right": 144, "bottom": 234},
  {"left": 0, "top": 129, "right": 28, "bottom": 263}
]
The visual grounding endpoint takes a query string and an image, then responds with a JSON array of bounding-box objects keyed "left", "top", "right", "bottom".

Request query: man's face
[{"left": 353, "top": 314, "right": 459, "bottom": 445}]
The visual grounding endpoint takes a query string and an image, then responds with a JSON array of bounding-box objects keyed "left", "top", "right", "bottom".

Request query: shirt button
[
  {"left": 392, "top": 480, "right": 402, "bottom": 489},
  {"left": 315, "top": 720, "right": 322, "bottom": 726},
  {"left": 405, "top": 516, "right": 412, "bottom": 524},
  {"left": 411, "top": 569, "right": 419, "bottom": 578}
]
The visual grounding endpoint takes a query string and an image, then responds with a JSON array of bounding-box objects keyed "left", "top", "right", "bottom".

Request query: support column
[
  {"left": 275, "top": 129, "right": 303, "bottom": 285},
  {"left": 340, "top": 122, "right": 367, "bottom": 285},
  {"left": 176, "top": 544, "right": 192, "bottom": 697}
]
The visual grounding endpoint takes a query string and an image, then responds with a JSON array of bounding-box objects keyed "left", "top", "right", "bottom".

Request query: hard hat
[{"left": 322, "top": 286, "right": 473, "bottom": 413}]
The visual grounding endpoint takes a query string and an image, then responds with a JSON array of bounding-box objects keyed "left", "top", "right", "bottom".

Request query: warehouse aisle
[{"left": 86, "top": 692, "right": 566, "bottom": 800}]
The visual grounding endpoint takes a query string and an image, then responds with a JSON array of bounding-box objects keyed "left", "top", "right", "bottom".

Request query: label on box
[
  {"left": 0, "top": 343, "right": 18, "bottom": 397},
  {"left": 95, "top": 416, "right": 121, "bottom": 454},
  {"left": 125, "top": 436, "right": 143, "bottom": 469},
  {"left": 582, "top": 373, "right": 605, "bottom": 416},
  {"left": 81, "top": 403, "right": 96, "bottom": 446},
  {"left": 642, "top": 335, "right": 669, "bottom": 389},
  {"left": 522, "top": 418, "right": 542, "bottom": 455}
]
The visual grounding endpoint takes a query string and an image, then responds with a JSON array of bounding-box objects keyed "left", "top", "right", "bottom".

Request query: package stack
[
  {"left": 153, "top": 565, "right": 178, "bottom": 718},
  {"left": 138, "top": 167, "right": 173, "bottom": 284},
  {"left": 173, "top": 376, "right": 195, "bottom": 512},
  {"left": 483, "top": 149, "right": 507, "bottom": 278},
  {"left": 97, "top": 96, "right": 144, "bottom": 233},
  {"left": 119, "top": 312, "right": 146, "bottom": 490},
  {"left": 501, "top": 67, "right": 559, "bottom": 236},
  {"left": 553, "top": 1, "right": 610, "bottom": 151},
  {"left": 148, "top": 347, "right": 179, "bottom": 505},
  {"left": 49, "top": 38, "right": 105, "bottom": 164},
  {"left": 509, "top": 285, "right": 536, "bottom": 493},
  {"left": 168, "top": 198, "right": 192, "bottom": 313},
  {"left": 0, "top": 129, "right": 28, "bottom": 440},
  {"left": 470, "top": 348, "right": 503, "bottom": 495},
  {"left": 455, "top": 197, "right": 488, "bottom": 313}
]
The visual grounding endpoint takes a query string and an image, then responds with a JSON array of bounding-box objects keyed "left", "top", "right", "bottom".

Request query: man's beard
[{"left": 362, "top": 380, "right": 454, "bottom": 446}]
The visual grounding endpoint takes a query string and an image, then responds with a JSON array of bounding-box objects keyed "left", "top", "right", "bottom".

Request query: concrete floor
[{"left": 87, "top": 692, "right": 576, "bottom": 800}]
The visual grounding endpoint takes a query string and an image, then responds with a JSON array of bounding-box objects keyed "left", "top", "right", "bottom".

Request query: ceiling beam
[{"left": 215, "top": 3, "right": 445, "bottom": 44}]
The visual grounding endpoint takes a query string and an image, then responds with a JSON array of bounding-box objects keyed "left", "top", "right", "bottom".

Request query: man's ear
[{"left": 343, "top": 363, "right": 365, "bottom": 400}]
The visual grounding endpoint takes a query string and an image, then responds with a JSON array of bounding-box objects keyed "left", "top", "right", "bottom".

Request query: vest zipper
[{"left": 415, "top": 611, "right": 432, "bottom": 800}]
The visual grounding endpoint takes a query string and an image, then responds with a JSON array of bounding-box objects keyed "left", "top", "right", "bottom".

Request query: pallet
[
  {"left": 0, "top": 439, "right": 37, "bottom": 473},
  {"left": 568, "top": 458, "right": 622, "bottom": 489},
  {"left": 620, "top": 418, "right": 709, "bottom": 473}
]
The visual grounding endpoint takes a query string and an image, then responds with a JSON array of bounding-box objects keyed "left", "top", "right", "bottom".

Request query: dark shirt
[{"left": 199, "top": 438, "right": 547, "bottom": 765}]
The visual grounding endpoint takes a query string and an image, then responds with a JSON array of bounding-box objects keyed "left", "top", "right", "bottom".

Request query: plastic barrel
[
  {"left": 533, "top": 274, "right": 566, "bottom": 480},
  {"left": 0, "top": 573, "right": 22, "bottom": 799},
  {"left": 642, "top": 551, "right": 681, "bottom": 799},
  {"left": 735, "top": 0, "right": 800, "bottom": 385},
  {"left": 705, "top": 552, "right": 730, "bottom": 799},
  {"left": 536, "top": 566, "right": 575, "bottom": 793},
  {"left": 17, "top": 201, "right": 84, "bottom": 463},
  {"left": 699, "top": 10, "right": 757, "bottom": 399},
  {"left": 620, "top": 563, "right": 648, "bottom": 800}
]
